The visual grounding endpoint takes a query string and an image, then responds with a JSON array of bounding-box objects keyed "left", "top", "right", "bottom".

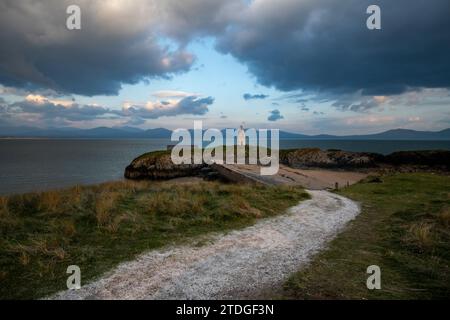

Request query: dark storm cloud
[
  {"left": 158, "top": 0, "right": 242, "bottom": 43},
  {"left": 0, "top": 1, "right": 194, "bottom": 96},
  {"left": 243, "top": 93, "right": 269, "bottom": 101},
  {"left": 268, "top": 109, "right": 284, "bottom": 122},
  {"left": 1, "top": 0, "right": 449, "bottom": 99},
  {"left": 216, "top": 0, "right": 450, "bottom": 96}
]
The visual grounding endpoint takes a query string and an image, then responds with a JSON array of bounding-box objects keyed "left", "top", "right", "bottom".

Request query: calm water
[
  {"left": 0, "top": 139, "right": 169, "bottom": 195},
  {"left": 0, "top": 139, "right": 449, "bottom": 195}
]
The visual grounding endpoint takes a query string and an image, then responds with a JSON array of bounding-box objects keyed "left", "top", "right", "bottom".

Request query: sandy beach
[{"left": 219, "top": 164, "right": 368, "bottom": 190}]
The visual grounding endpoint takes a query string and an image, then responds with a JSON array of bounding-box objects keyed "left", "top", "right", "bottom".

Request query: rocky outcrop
[
  {"left": 280, "top": 148, "right": 450, "bottom": 170},
  {"left": 125, "top": 148, "right": 450, "bottom": 181},
  {"left": 124, "top": 151, "right": 206, "bottom": 180},
  {"left": 280, "top": 148, "right": 381, "bottom": 169},
  {"left": 384, "top": 150, "right": 450, "bottom": 168}
]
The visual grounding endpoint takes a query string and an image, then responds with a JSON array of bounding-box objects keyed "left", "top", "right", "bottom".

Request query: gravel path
[{"left": 51, "top": 190, "right": 359, "bottom": 300}]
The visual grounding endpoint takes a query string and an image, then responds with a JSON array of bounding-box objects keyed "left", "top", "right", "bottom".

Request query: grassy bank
[
  {"left": 283, "top": 173, "right": 450, "bottom": 299},
  {"left": 0, "top": 179, "right": 309, "bottom": 300}
]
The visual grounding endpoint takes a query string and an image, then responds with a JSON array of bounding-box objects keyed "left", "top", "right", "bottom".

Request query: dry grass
[
  {"left": 38, "top": 191, "right": 62, "bottom": 213},
  {"left": 0, "top": 196, "right": 18, "bottom": 229},
  {"left": 68, "top": 185, "right": 83, "bottom": 207},
  {"left": 105, "top": 212, "right": 136, "bottom": 234},
  {"left": 140, "top": 183, "right": 210, "bottom": 217},
  {"left": 19, "top": 251, "right": 30, "bottom": 266},
  {"left": 406, "top": 222, "right": 434, "bottom": 250},
  {"left": 0, "top": 179, "right": 309, "bottom": 299},
  {"left": 0, "top": 196, "right": 9, "bottom": 216},
  {"left": 0, "top": 197, "right": 10, "bottom": 226},
  {"left": 439, "top": 207, "right": 450, "bottom": 227},
  {"left": 227, "top": 196, "right": 263, "bottom": 218},
  {"left": 101, "top": 180, "right": 150, "bottom": 194},
  {"left": 60, "top": 220, "right": 77, "bottom": 238},
  {"left": 95, "top": 191, "right": 121, "bottom": 226},
  {"left": 9, "top": 238, "right": 67, "bottom": 266}
]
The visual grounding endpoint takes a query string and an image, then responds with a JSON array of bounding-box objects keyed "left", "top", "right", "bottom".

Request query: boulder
[{"left": 124, "top": 151, "right": 206, "bottom": 180}]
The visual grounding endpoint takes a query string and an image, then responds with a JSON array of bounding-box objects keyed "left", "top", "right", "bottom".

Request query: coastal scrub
[{"left": 0, "top": 179, "right": 309, "bottom": 299}]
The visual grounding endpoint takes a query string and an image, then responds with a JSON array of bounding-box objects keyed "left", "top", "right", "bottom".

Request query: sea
[{"left": 0, "top": 138, "right": 449, "bottom": 195}]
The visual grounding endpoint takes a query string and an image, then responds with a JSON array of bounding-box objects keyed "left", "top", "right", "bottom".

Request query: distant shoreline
[
  {"left": 1, "top": 137, "right": 450, "bottom": 141},
  {"left": 0, "top": 127, "right": 449, "bottom": 141},
  {"left": 0, "top": 137, "right": 53, "bottom": 140},
  {"left": 0, "top": 137, "right": 171, "bottom": 141}
]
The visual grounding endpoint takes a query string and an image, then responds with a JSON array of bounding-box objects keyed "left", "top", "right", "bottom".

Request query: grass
[
  {"left": 283, "top": 173, "right": 450, "bottom": 300},
  {"left": 0, "top": 179, "right": 309, "bottom": 300},
  {"left": 134, "top": 147, "right": 276, "bottom": 164}
]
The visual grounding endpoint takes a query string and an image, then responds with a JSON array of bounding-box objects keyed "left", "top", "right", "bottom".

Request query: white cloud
[
  {"left": 152, "top": 90, "right": 199, "bottom": 99},
  {"left": 121, "top": 95, "right": 214, "bottom": 119}
]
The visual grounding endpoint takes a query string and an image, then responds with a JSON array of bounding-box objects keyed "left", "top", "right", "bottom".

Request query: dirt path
[{"left": 51, "top": 190, "right": 360, "bottom": 300}]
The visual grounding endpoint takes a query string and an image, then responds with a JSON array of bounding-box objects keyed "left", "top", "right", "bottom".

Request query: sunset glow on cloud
[{"left": 0, "top": 0, "right": 449, "bottom": 134}]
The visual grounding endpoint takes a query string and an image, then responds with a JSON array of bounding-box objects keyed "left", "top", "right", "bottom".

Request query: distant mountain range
[
  {"left": 0, "top": 126, "right": 449, "bottom": 140},
  {"left": 279, "top": 128, "right": 450, "bottom": 140}
]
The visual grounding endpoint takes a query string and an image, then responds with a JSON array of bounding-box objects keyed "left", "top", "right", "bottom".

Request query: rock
[
  {"left": 280, "top": 148, "right": 380, "bottom": 169},
  {"left": 280, "top": 148, "right": 449, "bottom": 171},
  {"left": 124, "top": 151, "right": 206, "bottom": 180},
  {"left": 384, "top": 150, "right": 450, "bottom": 169}
]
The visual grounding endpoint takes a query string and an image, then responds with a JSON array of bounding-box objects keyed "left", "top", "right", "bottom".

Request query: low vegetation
[
  {"left": 283, "top": 173, "right": 450, "bottom": 299},
  {"left": 0, "top": 179, "right": 309, "bottom": 299}
]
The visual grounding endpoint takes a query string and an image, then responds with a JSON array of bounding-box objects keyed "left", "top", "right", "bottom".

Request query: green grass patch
[
  {"left": 283, "top": 173, "right": 450, "bottom": 299},
  {"left": 0, "top": 180, "right": 309, "bottom": 300}
]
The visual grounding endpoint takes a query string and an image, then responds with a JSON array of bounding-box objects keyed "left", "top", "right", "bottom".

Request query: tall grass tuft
[
  {"left": 95, "top": 191, "right": 120, "bottom": 226},
  {"left": 105, "top": 212, "right": 136, "bottom": 234},
  {"left": 0, "top": 196, "right": 9, "bottom": 216},
  {"left": 61, "top": 220, "right": 77, "bottom": 238},
  {"left": 407, "top": 221, "right": 434, "bottom": 250},
  {"left": 68, "top": 185, "right": 83, "bottom": 207},
  {"left": 39, "top": 191, "right": 62, "bottom": 213},
  {"left": 439, "top": 207, "right": 450, "bottom": 227}
]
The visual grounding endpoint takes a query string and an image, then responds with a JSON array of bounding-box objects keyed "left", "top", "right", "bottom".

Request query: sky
[{"left": 0, "top": 0, "right": 449, "bottom": 135}]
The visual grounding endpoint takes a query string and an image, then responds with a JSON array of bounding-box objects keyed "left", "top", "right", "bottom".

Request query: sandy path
[
  {"left": 51, "top": 190, "right": 359, "bottom": 300},
  {"left": 222, "top": 164, "right": 368, "bottom": 190}
]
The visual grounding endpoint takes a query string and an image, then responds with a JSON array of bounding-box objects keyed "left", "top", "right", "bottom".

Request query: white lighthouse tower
[{"left": 237, "top": 124, "right": 245, "bottom": 146}]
